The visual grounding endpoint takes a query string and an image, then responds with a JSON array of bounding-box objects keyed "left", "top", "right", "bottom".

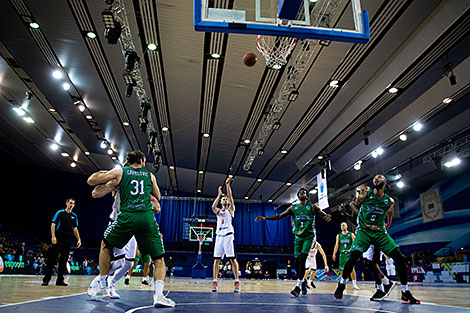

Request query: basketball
[{"left": 243, "top": 52, "right": 257, "bottom": 67}]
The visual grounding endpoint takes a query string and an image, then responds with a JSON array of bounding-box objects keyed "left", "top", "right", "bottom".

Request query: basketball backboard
[
  {"left": 189, "top": 226, "right": 214, "bottom": 242},
  {"left": 194, "top": 0, "right": 369, "bottom": 44}
]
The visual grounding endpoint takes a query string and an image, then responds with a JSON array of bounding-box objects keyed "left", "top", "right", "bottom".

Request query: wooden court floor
[{"left": 1, "top": 275, "right": 469, "bottom": 309}]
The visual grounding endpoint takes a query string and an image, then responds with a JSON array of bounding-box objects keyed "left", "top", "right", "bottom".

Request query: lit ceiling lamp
[
  {"left": 203, "top": 133, "right": 210, "bottom": 138},
  {"left": 62, "top": 83, "right": 71, "bottom": 91},
  {"left": 210, "top": 53, "right": 221, "bottom": 59},
  {"left": 444, "top": 157, "right": 461, "bottom": 168},
  {"left": 29, "top": 22, "right": 39, "bottom": 29},
  {"left": 317, "top": 155, "right": 323, "bottom": 160},
  {"left": 399, "top": 133, "right": 407, "bottom": 141},
  {"left": 244, "top": 139, "right": 251, "bottom": 144},
  {"left": 353, "top": 160, "right": 362, "bottom": 170},
  {"left": 61, "top": 152, "right": 69, "bottom": 157},
  {"left": 23, "top": 117, "right": 34, "bottom": 123},
  {"left": 396, "top": 181, "right": 405, "bottom": 188},
  {"left": 280, "top": 149, "right": 288, "bottom": 154},
  {"left": 100, "top": 140, "right": 108, "bottom": 149},
  {"left": 107, "top": 148, "right": 113, "bottom": 155},
  {"left": 147, "top": 43, "right": 158, "bottom": 51},
  {"left": 268, "top": 199, "right": 273, "bottom": 203},
  {"left": 52, "top": 70, "right": 63, "bottom": 79},
  {"left": 443, "top": 97, "right": 452, "bottom": 104},
  {"left": 70, "top": 162, "right": 77, "bottom": 168},
  {"left": 50, "top": 143, "right": 59, "bottom": 151},
  {"left": 413, "top": 122, "right": 423, "bottom": 131},
  {"left": 388, "top": 87, "right": 398, "bottom": 93},
  {"left": 13, "top": 106, "right": 26, "bottom": 116},
  {"left": 86, "top": 32, "right": 97, "bottom": 39},
  {"left": 329, "top": 80, "right": 340, "bottom": 88},
  {"left": 123, "top": 121, "right": 130, "bottom": 126},
  {"left": 286, "top": 182, "right": 292, "bottom": 186}
]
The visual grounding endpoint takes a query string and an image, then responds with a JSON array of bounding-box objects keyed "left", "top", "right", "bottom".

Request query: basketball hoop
[{"left": 256, "top": 35, "right": 297, "bottom": 70}]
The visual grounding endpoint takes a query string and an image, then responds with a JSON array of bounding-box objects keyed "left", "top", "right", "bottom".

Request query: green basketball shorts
[
  {"left": 294, "top": 234, "right": 315, "bottom": 257},
  {"left": 339, "top": 253, "right": 351, "bottom": 271},
  {"left": 350, "top": 228, "right": 398, "bottom": 255}
]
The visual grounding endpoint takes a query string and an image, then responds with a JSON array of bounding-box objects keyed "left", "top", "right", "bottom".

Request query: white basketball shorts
[
  {"left": 113, "top": 236, "right": 137, "bottom": 260},
  {"left": 363, "top": 245, "right": 383, "bottom": 261},
  {"left": 305, "top": 257, "right": 317, "bottom": 270},
  {"left": 214, "top": 234, "right": 235, "bottom": 258}
]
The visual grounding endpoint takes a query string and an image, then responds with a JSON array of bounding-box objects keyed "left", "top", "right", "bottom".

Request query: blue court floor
[{"left": 1, "top": 290, "right": 469, "bottom": 313}]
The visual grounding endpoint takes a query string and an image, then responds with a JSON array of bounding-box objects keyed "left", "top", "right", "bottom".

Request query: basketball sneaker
[
  {"left": 87, "top": 276, "right": 100, "bottom": 296},
  {"left": 212, "top": 281, "right": 218, "bottom": 292},
  {"left": 89, "top": 285, "right": 109, "bottom": 300},
  {"left": 301, "top": 280, "right": 308, "bottom": 295},
  {"left": 234, "top": 281, "right": 240, "bottom": 293},
  {"left": 370, "top": 289, "right": 387, "bottom": 301},
  {"left": 141, "top": 280, "right": 149, "bottom": 286},
  {"left": 383, "top": 281, "right": 396, "bottom": 298},
  {"left": 153, "top": 294, "right": 176, "bottom": 307},
  {"left": 124, "top": 278, "right": 130, "bottom": 285},
  {"left": 353, "top": 283, "right": 360, "bottom": 290},
  {"left": 334, "top": 282, "right": 346, "bottom": 300},
  {"left": 310, "top": 281, "right": 316, "bottom": 289},
  {"left": 109, "top": 287, "right": 121, "bottom": 299},
  {"left": 290, "top": 286, "right": 301, "bottom": 297},
  {"left": 401, "top": 290, "right": 420, "bottom": 304}
]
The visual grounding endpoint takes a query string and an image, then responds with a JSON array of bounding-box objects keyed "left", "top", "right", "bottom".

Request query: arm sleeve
[
  {"left": 52, "top": 210, "right": 61, "bottom": 223},
  {"left": 73, "top": 213, "right": 78, "bottom": 228}
]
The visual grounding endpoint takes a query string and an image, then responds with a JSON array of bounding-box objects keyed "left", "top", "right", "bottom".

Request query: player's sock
[
  {"left": 143, "top": 276, "right": 149, "bottom": 282},
  {"left": 401, "top": 284, "right": 408, "bottom": 292},
  {"left": 382, "top": 276, "right": 390, "bottom": 285},
  {"left": 307, "top": 279, "right": 312, "bottom": 284},
  {"left": 154, "top": 280, "right": 164, "bottom": 295},
  {"left": 377, "top": 284, "right": 384, "bottom": 291},
  {"left": 296, "top": 279, "right": 302, "bottom": 287},
  {"left": 98, "top": 275, "right": 107, "bottom": 289},
  {"left": 340, "top": 277, "right": 348, "bottom": 284}
]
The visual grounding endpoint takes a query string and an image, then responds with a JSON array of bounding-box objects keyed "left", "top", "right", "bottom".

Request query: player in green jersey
[
  {"left": 255, "top": 188, "right": 331, "bottom": 297},
  {"left": 333, "top": 222, "right": 359, "bottom": 290},
  {"left": 86, "top": 150, "right": 175, "bottom": 307},
  {"left": 334, "top": 175, "right": 420, "bottom": 304}
]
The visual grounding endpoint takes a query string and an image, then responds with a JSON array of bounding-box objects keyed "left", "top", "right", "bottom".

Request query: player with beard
[
  {"left": 334, "top": 175, "right": 420, "bottom": 304},
  {"left": 255, "top": 188, "right": 331, "bottom": 297}
]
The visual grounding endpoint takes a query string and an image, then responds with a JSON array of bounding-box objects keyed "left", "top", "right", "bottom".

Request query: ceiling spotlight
[
  {"left": 449, "top": 72, "right": 457, "bottom": 85},
  {"left": 123, "top": 72, "right": 136, "bottom": 97},
  {"left": 100, "top": 140, "right": 108, "bottom": 149},
  {"left": 49, "top": 108, "right": 56, "bottom": 112},
  {"left": 102, "top": 10, "right": 122, "bottom": 44},
  {"left": 125, "top": 50, "right": 139, "bottom": 72},
  {"left": 78, "top": 103, "right": 86, "bottom": 112},
  {"left": 147, "top": 43, "right": 158, "bottom": 51},
  {"left": 310, "top": 189, "right": 317, "bottom": 194},
  {"left": 244, "top": 139, "right": 251, "bottom": 144},
  {"left": 70, "top": 162, "right": 77, "bottom": 168},
  {"left": 443, "top": 97, "right": 452, "bottom": 104},
  {"left": 123, "top": 121, "right": 130, "bottom": 126},
  {"left": 162, "top": 127, "right": 169, "bottom": 132},
  {"left": 353, "top": 160, "right": 362, "bottom": 170},
  {"left": 257, "top": 178, "right": 262, "bottom": 182},
  {"left": 86, "top": 115, "right": 92, "bottom": 119},
  {"left": 52, "top": 70, "right": 63, "bottom": 79},
  {"left": 244, "top": 196, "right": 249, "bottom": 200},
  {"left": 62, "top": 83, "right": 71, "bottom": 91},
  {"left": 317, "top": 155, "right": 323, "bottom": 160},
  {"left": 169, "top": 166, "right": 175, "bottom": 170},
  {"left": 444, "top": 157, "right": 461, "bottom": 168},
  {"left": 13, "top": 106, "right": 26, "bottom": 116},
  {"left": 329, "top": 80, "right": 339, "bottom": 87},
  {"left": 50, "top": 143, "right": 59, "bottom": 151},
  {"left": 107, "top": 148, "right": 113, "bottom": 155},
  {"left": 198, "top": 170, "right": 204, "bottom": 174},
  {"left": 228, "top": 174, "right": 233, "bottom": 178},
  {"left": 23, "top": 117, "right": 34, "bottom": 123},
  {"left": 413, "top": 122, "right": 423, "bottom": 131},
  {"left": 84, "top": 151, "right": 90, "bottom": 155},
  {"left": 29, "top": 22, "right": 39, "bottom": 29},
  {"left": 61, "top": 152, "right": 69, "bottom": 157},
  {"left": 203, "top": 133, "right": 210, "bottom": 138},
  {"left": 376, "top": 147, "right": 384, "bottom": 155},
  {"left": 371, "top": 151, "right": 378, "bottom": 158},
  {"left": 286, "top": 182, "right": 292, "bottom": 186},
  {"left": 397, "top": 181, "right": 405, "bottom": 188},
  {"left": 86, "top": 32, "right": 97, "bottom": 39},
  {"left": 399, "top": 133, "right": 407, "bottom": 141},
  {"left": 210, "top": 53, "right": 221, "bottom": 59},
  {"left": 197, "top": 189, "right": 202, "bottom": 193},
  {"left": 272, "top": 121, "right": 281, "bottom": 130},
  {"left": 272, "top": 64, "right": 282, "bottom": 70},
  {"left": 268, "top": 199, "right": 273, "bottom": 203},
  {"left": 388, "top": 87, "right": 398, "bottom": 93},
  {"left": 280, "top": 150, "right": 288, "bottom": 154},
  {"left": 288, "top": 90, "right": 299, "bottom": 101}
]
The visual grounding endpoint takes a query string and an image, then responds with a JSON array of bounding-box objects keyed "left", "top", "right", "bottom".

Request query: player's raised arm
[
  {"left": 255, "top": 205, "right": 293, "bottom": 221},
  {"left": 312, "top": 203, "right": 332, "bottom": 222},
  {"left": 355, "top": 187, "right": 368, "bottom": 207},
  {"left": 92, "top": 179, "right": 118, "bottom": 198},
  {"left": 212, "top": 186, "right": 222, "bottom": 215},
  {"left": 225, "top": 177, "right": 235, "bottom": 215},
  {"left": 87, "top": 167, "right": 122, "bottom": 186}
]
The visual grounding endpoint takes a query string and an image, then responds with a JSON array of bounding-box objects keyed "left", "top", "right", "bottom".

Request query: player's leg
[
  {"left": 290, "top": 237, "right": 306, "bottom": 297},
  {"left": 299, "top": 235, "right": 314, "bottom": 296},
  {"left": 141, "top": 254, "right": 151, "bottom": 285},
  {"left": 309, "top": 269, "right": 317, "bottom": 288},
  {"left": 350, "top": 268, "right": 359, "bottom": 290},
  {"left": 109, "top": 237, "right": 137, "bottom": 298},
  {"left": 56, "top": 239, "right": 72, "bottom": 286},
  {"left": 212, "top": 235, "right": 224, "bottom": 292},
  {"left": 225, "top": 233, "right": 240, "bottom": 292},
  {"left": 42, "top": 242, "right": 60, "bottom": 285},
  {"left": 378, "top": 234, "right": 420, "bottom": 304}
]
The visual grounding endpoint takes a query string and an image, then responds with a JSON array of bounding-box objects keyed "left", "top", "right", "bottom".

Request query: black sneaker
[
  {"left": 401, "top": 290, "right": 420, "bottom": 304},
  {"left": 41, "top": 281, "right": 49, "bottom": 286},
  {"left": 56, "top": 281, "right": 68, "bottom": 286},
  {"left": 124, "top": 278, "right": 130, "bottom": 285},
  {"left": 310, "top": 281, "right": 316, "bottom": 289},
  {"left": 370, "top": 289, "right": 386, "bottom": 301},
  {"left": 290, "top": 286, "right": 301, "bottom": 297},
  {"left": 141, "top": 280, "right": 149, "bottom": 286},
  {"left": 334, "top": 282, "right": 346, "bottom": 300},
  {"left": 301, "top": 280, "right": 308, "bottom": 295},
  {"left": 383, "top": 281, "right": 396, "bottom": 298}
]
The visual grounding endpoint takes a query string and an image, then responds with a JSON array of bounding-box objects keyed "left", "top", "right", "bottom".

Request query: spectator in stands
[
  {"left": 224, "top": 261, "right": 232, "bottom": 279},
  {"left": 245, "top": 261, "right": 253, "bottom": 279},
  {"left": 218, "top": 262, "right": 223, "bottom": 279},
  {"left": 15, "top": 242, "right": 26, "bottom": 261},
  {"left": 167, "top": 256, "right": 175, "bottom": 278},
  {"left": 286, "top": 259, "right": 292, "bottom": 280},
  {"left": 263, "top": 270, "right": 270, "bottom": 280},
  {"left": 253, "top": 261, "right": 262, "bottom": 279},
  {"left": 35, "top": 253, "right": 45, "bottom": 274}
]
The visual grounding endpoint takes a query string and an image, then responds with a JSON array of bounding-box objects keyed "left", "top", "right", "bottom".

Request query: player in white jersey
[
  {"left": 303, "top": 239, "right": 329, "bottom": 289},
  {"left": 87, "top": 182, "right": 160, "bottom": 298},
  {"left": 211, "top": 177, "right": 240, "bottom": 293}
]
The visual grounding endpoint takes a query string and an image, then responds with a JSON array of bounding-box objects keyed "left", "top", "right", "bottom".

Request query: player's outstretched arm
[
  {"left": 318, "top": 243, "right": 329, "bottom": 272},
  {"left": 255, "top": 205, "right": 293, "bottom": 221},
  {"left": 92, "top": 179, "right": 118, "bottom": 198},
  {"left": 313, "top": 203, "right": 332, "bottom": 222},
  {"left": 225, "top": 177, "right": 236, "bottom": 215},
  {"left": 87, "top": 167, "right": 122, "bottom": 186},
  {"left": 212, "top": 186, "right": 222, "bottom": 215}
]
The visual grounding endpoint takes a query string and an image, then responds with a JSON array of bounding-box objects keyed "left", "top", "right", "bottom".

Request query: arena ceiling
[{"left": 0, "top": 0, "right": 469, "bottom": 205}]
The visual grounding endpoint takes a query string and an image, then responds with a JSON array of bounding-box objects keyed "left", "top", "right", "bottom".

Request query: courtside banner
[{"left": 316, "top": 172, "right": 329, "bottom": 210}]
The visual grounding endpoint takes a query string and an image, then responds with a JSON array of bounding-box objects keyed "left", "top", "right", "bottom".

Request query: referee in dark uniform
[{"left": 42, "top": 198, "right": 81, "bottom": 286}]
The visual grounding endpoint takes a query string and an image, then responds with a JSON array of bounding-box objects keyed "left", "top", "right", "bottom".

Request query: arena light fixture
[
  {"left": 86, "top": 115, "right": 92, "bottom": 120},
  {"left": 444, "top": 157, "right": 461, "bottom": 168},
  {"left": 62, "top": 82, "right": 71, "bottom": 91},
  {"left": 268, "top": 199, "right": 273, "bottom": 203},
  {"left": 413, "top": 122, "right": 423, "bottom": 131},
  {"left": 13, "top": 106, "right": 26, "bottom": 116},
  {"left": 123, "top": 121, "right": 130, "bottom": 126},
  {"left": 210, "top": 53, "right": 221, "bottom": 59},
  {"left": 371, "top": 150, "right": 378, "bottom": 158},
  {"left": 29, "top": 22, "right": 39, "bottom": 29},
  {"left": 147, "top": 43, "right": 158, "bottom": 51},
  {"left": 286, "top": 182, "right": 292, "bottom": 186},
  {"left": 61, "top": 152, "right": 69, "bottom": 157},
  {"left": 244, "top": 139, "right": 251, "bottom": 144},
  {"left": 280, "top": 149, "right": 288, "bottom": 154},
  {"left": 228, "top": 174, "right": 233, "bottom": 178},
  {"left": 70, "top": 162, "right": 77, "bottom": 168},
  {"left": 169, "top": 166, "right": 175, "bottom": 170},
  {"left": 353, "top": 160, "right": 362, "bottom": 170},
  {"left": 84, "top": 151, "right": 90, "bottom": 155},
  {"left": 107, "top": 148, "right": 113, "bottom": 155},
  {"left": 198, "top": 170, "right": 204, "bottom": 174},
  {"left": 52, "top": 70, "right": 63, "bottom": 79},
  {"left": 86, "top": 32, "right": 97, "bottom": 39},
  {"left": 203, "top": 133, "right": 210, "bottom": 138},
  {"left": 376, "top": 147, "right": 384, "bottom": 155},
  {"left": 443, "top": 97, "right": 452, "bottom": 104},
  {"left": 388, "top": 87, "right": 398, "bottom": 94},
  {"left": 317, "top": 155, "right": 323, "bottom": 160},
  {"left": 257, "top": 178, "right": 262, "bottom": 182},
  {"left": 50, "top": 143, "right": 59, "bottom": 151},
  {"left": 100, "top": 140, "right": 108, "bottom": 149},
  {"left": 397, "top": 181, "right": 405, "bottom": 188},
  {"left": 329, "top": 80, "right": 339, "bottom": 88},
  {"left": 23, "top": 117, "right": 34, "bottom": 123},
  {"left": 162, "top": 126, "right": 169, "bottom": 132}
]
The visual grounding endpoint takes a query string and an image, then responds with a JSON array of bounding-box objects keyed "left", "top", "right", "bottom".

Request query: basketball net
[{"left": 256, "top": 35, "right": 297, "bottom": 69}]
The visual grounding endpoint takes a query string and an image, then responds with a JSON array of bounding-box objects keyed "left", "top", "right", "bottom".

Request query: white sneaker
[
  {"left": 87, "top": 276, "right": 100, "bottom": 296},
  {"left": 109, "top": 287, "right": 121, "bottom": 299},
  {"left": 153, "top": 293, "right": 176, "bottom": 307},
  {"left": 89, "top": 285, "right": 109, "bottom": 300},
  {"left": 353, "top": 284, "right": 360, "bottom": 290}
]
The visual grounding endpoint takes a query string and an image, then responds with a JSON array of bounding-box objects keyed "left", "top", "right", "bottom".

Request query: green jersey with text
[
  {"left": 292, "top": 201, "right": 316, "bottom": 237},
  {"left": 357, "top": 190, "right": 392, "bottom": 232},
  {"left": 118, "top": 166, "right": 152, "bottom": 213},
  {"left": 338, "top": 231, "right": 353, "bottom": 254}
]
